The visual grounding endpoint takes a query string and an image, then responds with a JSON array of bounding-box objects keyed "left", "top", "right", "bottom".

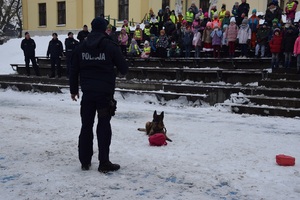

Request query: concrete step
[
  {"left": 231, "top": 95, "right": 300, "bottom": 108},
  {"left": 259, "top": 79, "right": 300, "bottom": 89},
  {"left": 268, "top": 73, "right": 300, "bottom": 81},
  {"left": 227, "top": 104, "right": 300, "bottom": 118}
]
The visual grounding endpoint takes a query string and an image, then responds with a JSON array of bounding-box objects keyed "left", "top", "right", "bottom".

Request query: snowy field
[{"left": 1, "top": 37, "right": 300, "bottom": 199}]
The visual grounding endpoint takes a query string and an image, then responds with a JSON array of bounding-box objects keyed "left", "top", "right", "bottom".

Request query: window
[
  {"left": 162, "top": 0, "right": 170, "bottom": 10},
  {"left": 39, "top": 3, "right": 46, "bottom": 26},
  {"left": 95, "top": 0, "right": 104, "bottom": 17},
  {"left": 57, "top": 1, "right": 66, "bottom": 25},
  {"left": 119, "top": 0, "right": 128, "bottom": 21},
  {"left": 200, "top": 0, "right": 209, "bottom": 13}
]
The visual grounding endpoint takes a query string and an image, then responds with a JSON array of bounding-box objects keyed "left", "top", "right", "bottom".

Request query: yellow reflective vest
[
  {"left": 144, "top": 46, "right": 151, "bottom": 54},
  {"left": 144, "top": 27, "right": 151, "bottom": 36},
  {"left": 186, "top": 11, "right": 194, "bottom": 23},
  {"left": 170, "top": 14, "right": 177, "bottom": 24}
]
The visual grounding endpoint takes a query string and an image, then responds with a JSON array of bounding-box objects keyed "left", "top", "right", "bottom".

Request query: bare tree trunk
[{"left": 0, "top": 0, "right": 22, "bottom": 37}]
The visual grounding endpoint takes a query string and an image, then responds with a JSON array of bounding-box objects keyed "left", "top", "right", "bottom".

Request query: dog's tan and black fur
[{"left": 138, "top": 110, "right": 172, "bottom": 142}]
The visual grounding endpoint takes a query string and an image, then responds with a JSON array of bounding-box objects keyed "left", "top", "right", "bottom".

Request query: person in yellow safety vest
[
  {"left": 141, "top": 40, "right": 151, "bottom": 58},
  {"left": 186, "top": 8, "right": 194, "bottom": 26},
  {"left": 170, "top": 10, "right": 177, "bottom": 24},
  {"left": 146, "top": 8, "right": 154, "bottom": 22},
  {"left": 133, "top": 23, "right": 143, "bottom": 47},
  {"left": 122, "top": 19, "right": 131, "bottom": 36},
  {"left": 210, "top": 5, "right": 217, "bottom": 20},
  {"left": 219, "top": 4, "right": 226, "bottom": 23},
  {"left": 143, "top": 22, "right": 151, "bottom": 42},
  {"left": 285, "top": 0, "right": 298, "bottom": 23},
  {"left": 128, "top": 39, "right": 140, "bottom": 57}
]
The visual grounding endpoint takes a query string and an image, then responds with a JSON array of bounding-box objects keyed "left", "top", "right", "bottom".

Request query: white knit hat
[{"left": 230, "top": 17, "right": 236, "bottom": 23}]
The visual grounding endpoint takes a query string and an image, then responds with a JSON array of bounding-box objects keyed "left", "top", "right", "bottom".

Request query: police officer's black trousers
[
  {"left": 25, "top": 56, "right": 40, "bottom": 76},
  {"left": 50, "top": 57, "right": 62, "bottom": 76},
  {"left": 65, "top": 52, "right": 72, "bottom": 78},
  {"left": 79, "top": 92, "right": 112, "bottom": 166}
]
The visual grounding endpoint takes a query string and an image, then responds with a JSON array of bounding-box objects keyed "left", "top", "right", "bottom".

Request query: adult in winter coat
[
  {"left": 285, "top": 0, "right": 298, "bottom": 23},
  {"left": 47, "top": 33, "right": 64, "bottom": 78},
  {"left": 65, "top": 32, "right": 79, "bottom": 77},
  {"left": 265, "top": 2, "right": 282, "bottom": 27},
  {"left": 269, "top": 28, "right": 282, "bottom": 69},
  {"left": 282, "top": 21, "right": 298, "bottom": 68},
  {"left": 77, "top": 25, "right": 90, "bottom": 43},
  {"left": 255, "top": 23, "right": 270, "bottom": 58},
  {"left": 225, "top": 17, "right": 239, "bottom": 57},
  {"left": 237, "top": 0, "right": 250, "bottom": 26},
  {"left": 70, "top": 17, "right": 128, "bottom": 173},
  {"left": 248, "top": 9, "right": 260, "bottom": 49},
  {"left": 237, "top": 19, "right": 251, "bottom": 57},
  {"left": 20, "top": 32, "right": 40, "bottom": 76}
]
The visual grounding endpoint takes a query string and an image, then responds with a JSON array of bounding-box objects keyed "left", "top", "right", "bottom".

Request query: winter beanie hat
[
  {"left": 252, "top": 9, "right": 257, "bottom": 14},
  {"left": 242, "top": 19, "right": 248, "bottom": 24},
  {"left": 91, "top": 17, "right": 108, "bottom": 32},
  {"left": 230, "top": 17, "right": 236, "bottom": 23}
]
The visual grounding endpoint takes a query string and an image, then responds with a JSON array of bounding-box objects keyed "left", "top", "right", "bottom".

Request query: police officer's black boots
[{"left": 98, "top": 161, "right": 120, "bottom": 173}]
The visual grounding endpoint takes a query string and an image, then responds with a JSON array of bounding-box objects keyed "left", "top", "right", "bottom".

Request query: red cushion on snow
[
  {"left": 276, "top": 154, "right": 295, "bottom": 166},
  {"left": 149, "top": 133, "right": 167, "bottom": 146}
]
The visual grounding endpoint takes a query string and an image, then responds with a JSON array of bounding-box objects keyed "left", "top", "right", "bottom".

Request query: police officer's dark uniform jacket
[
  {"left": 47, "top": 37, "right": 64, "bottom": 77},
  {"left": 70, "top": 17, "right": 128, "bottom": 171},
  {"left": 65, "top": 36, "right": 79, "bottom": 76},
  {"left": 21, "top": 35, "right": 40, "bottom": 76},
  {"left": 70, "top": 32, "right": 127, "bottom": 95}
]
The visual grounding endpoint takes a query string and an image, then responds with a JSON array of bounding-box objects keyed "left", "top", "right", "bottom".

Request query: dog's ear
[
  {"left": 161, "top": 111, "right": 164, "bottom": 119},
  {"left": 153, "top": 110, "right": 157, "bottom": 118}
]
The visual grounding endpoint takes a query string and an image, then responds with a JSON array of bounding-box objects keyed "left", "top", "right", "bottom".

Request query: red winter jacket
[{"left": 269, "top": 34, "right": 282, "bottom": 53}]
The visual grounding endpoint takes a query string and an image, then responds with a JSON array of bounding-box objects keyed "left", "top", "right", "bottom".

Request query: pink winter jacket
[
  {"left": 118, "top": 33, "right": 128, "bottom": 45},
  {"left": 293, "top": 36, "right": 300, "bottom": 55},
  {"left": 225, "top": 24, "right": 239, "bottom": 42}
]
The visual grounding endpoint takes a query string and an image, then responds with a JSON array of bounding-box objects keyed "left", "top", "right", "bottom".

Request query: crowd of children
[{"left": 114, "top": 0, "right": 300, "bottom": 73}]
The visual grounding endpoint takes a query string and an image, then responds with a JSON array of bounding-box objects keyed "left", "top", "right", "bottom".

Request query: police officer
[
  {"left": 64, "top": 32, "right": 79, "bottom": 77},
  {"left": 77, "top": 25, "right": 90, "bottom": 43},
  {"left": 47, "top": 33, "right": 64, "bottom": 78},
  {"left": 69, "top": 17, "right": 128, "bottom": 173},
  {"left": 21, "top": 32, "right": 40, "bottom": 76}
]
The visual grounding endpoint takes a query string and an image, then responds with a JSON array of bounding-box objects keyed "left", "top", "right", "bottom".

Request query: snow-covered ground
[{"left": 1, "top": 35, "right": 300, "bottom": 200}]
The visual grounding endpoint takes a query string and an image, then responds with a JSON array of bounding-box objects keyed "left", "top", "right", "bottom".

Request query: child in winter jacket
[
  {"left": 255, "top": 22, "right": 270, "bottom": 58},
  {"left": 269, "top": 28, "right": 282, "bottom": 70},
  {"left": 118, "top": 28, "right": 129, "bottom": 57},
  {"left": 222, "top": 24, "right": 229, "bottom": 57},
  {"left": 133, "top": 23, "right": 143, "bottom": 47},
  {"left": 128, "top": 39, "right": 140, "bottom": 57},
  {"left": 282, "top": 21, "right": 298, "bottom": 68},
  {"left": 141, "top": 40, "right": 151, "bottom": 58},
  {"left": 210, "top": 24, "right": 223, "bottom": 58},
  {"left": 293, "top": 33, "right": 300, "bottom": 73},
  {"left": 150, "top": 34, "right": 158, "bottom": 57},
  {"left": 225, "top": 17, "right": 239, "bottom": 58},
  {"left": 237, "top": 19, "right": 251, "bottom": 58},
  {"left": 202, "top": 22, "right": 213, "bottom": 54},
  {"left": 248, "top": 9, "right": 260, "bottom": 49},
  {"left": 156, "top": 29, "right": 169, "bottom": 58},
  {"left": 183, "top": 27, "right": 194, "bottom": 57},
  {"left": 168, "top": 41, "right": 181, "bottom": 57},
  {"left": 193, "top": 29, "right": 202, "bottom": 57}
]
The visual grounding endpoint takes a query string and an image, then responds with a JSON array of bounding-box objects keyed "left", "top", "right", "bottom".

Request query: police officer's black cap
[{"left": 91, "top": 17, "right": 108, "bottom": 32}]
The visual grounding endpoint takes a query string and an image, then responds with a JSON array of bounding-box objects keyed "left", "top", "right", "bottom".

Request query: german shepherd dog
[{"left": 138, "top": 110, "right": 172, "bottom": 142}]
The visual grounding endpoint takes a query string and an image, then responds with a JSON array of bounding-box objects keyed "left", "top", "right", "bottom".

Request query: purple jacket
[{"left": 210, "top": 29, "right": 223, "bottom": 46}]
